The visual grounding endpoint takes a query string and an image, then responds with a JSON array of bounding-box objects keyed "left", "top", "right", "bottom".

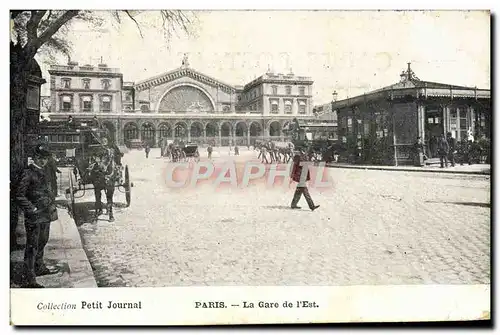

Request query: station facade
[{"left": 47, "top": 56, "right": 315, "bottom": 147}]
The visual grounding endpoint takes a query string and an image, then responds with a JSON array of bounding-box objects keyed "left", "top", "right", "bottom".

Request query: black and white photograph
[{"left": 8, "top": 8, "right": 491, "bottom": 325}]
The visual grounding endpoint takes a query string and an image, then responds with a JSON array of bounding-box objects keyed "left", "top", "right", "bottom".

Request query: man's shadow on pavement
[{"left": 263, "top": 205, "right": 309, "bottom": 211}]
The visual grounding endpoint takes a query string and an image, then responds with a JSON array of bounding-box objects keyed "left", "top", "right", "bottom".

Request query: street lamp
[{"left": 332, "top": 91, "right": 338, "bottom": 102}]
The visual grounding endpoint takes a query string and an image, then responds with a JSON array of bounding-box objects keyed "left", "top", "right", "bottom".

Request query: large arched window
[
  {"left": 174, "top": 124, "right": 187, "bottom": 138},
  {"left": 141, "top": 123, "right": 155, "bottom": 142},
  {"left": 124, "top": 123, "right": 139, "bottom": 140},
  {"left": 158, "top": 124, "right": 172, "bottom": 138}
]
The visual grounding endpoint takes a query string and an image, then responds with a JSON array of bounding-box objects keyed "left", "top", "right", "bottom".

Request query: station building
[
  {"left": 331, "top": 63, "right": 491, "bottom": 165},
  {"left": 47, "top": 56, "right": 315, "bottom": 147}
]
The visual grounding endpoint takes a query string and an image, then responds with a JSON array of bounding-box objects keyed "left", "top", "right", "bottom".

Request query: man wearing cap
[
  {"left": 88, "top": 149, "right": 116, "bottom": 222},
  {"left": 16, "top": 145, "right": 59, "bottom": 288},
  {"left": 290, "top": 150, "right": 320, "bottom": 211}
]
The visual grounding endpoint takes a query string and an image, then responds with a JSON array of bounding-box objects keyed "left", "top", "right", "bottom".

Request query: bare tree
[{"left": 10, "top": 10, "right": 195, "bottom": 183}]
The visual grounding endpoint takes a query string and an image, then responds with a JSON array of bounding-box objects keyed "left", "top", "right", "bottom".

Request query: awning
[
  {"left": 102, "top": 96, "right": 111, "bottom": 102},
  {"left": 284, "top": 100, "right": 292, "bottom": 105},
  {"left": 82, "top": 96, "right": 92, "bottom": 102},
  {"left": 62, "top": 96, "right": 71, "bottom": 102},
  {"left": 271, "top": 100, "right": 279, "bottom": 105},
  {"left": 298, "top": 100, "right": 306, "bottom": 106}
]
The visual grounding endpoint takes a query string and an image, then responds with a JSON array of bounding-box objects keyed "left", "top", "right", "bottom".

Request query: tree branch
[
  {"left": 124, "top": 10, "right": 143, "bottom": 38},
  {"left": 10, "top": 10, "right": 24, "bottom": 20},
  {"left": 26, "top": 10, "right": 46, "bottom": 45},
  {"left": 28, "top": 10, "right": 79, "bottom": 57}
]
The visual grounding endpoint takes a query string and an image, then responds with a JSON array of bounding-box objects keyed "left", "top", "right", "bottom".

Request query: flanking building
[
  {"left": 331, "top": 63, "right": 491, "bottom": 165},
  {"left": 47, "top": 56, "right": 315, "bottom": 147}
]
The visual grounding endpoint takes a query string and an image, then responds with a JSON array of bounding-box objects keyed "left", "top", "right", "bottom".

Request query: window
[
  {"left": 284, "top": 100, "right": 292, "bottom": 113},
  {"left": 459, "top": 107, "right": 468, "bottom": 140},
  {"left": 125, "top": 92, "right": 132, "bottom": 101},
  {"left": 61, "top": 78, "right": 71, "bottom": 89},
  {"left": 272, "top": 85, "right": 278, "bottom": 95},
  {"left": 100, "top": 95, "right": 112, "bottom": 112},
  {"left": 223, "top": 105, "right": 231, "bottom": 112},
  {"left": 125, "top": 106, "right": 132, "bottom": 112},
  {"left": 286, "top": 86, "right": 291, "bottom": 95},
  {"left": 81, "top": 95, "right": 92, "bottom": 112},
  {"left": 270, "top": 100, "right": 279, "bottom": 113},
  {"left": 347, "top": 117, "right": 353, "bottom": 133},
  {"left": 299, "top": 86, "right": 305, "bottom": 95},
  {"left": 141, "top": 104, "right": 150, "bottom": 113},
  {"left": 101, "top": 79, "right": 111, "bottom": 90},
  {"left": 82, "top": 79, "right": 91, "bottom": 90},
  {"left": 61, "top": 95, "right": 72, "bottom": 112},
  {"left": 298, "top": 100, "right": 306, "bottom": 114},
  {"left": 450, "top": 109, "right": 458, "bottom": 132}
]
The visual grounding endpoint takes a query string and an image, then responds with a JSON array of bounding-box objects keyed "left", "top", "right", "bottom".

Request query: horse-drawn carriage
[
  {"left": 286, "top": 118, "right": 338, "bottom": 163},
  {"left": 164, "top": 141, "right": 200, "bottom": 162},
  {"left": 42, "top": 122, "right": 134, "bottom": 220}
]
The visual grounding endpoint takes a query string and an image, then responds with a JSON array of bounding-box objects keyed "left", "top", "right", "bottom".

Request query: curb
[
  {"left": 54, "top": 199, "right": 98, "bottom": 288},
  {"left": 326, "top": 164, "right": 491, "bottom": 176}
]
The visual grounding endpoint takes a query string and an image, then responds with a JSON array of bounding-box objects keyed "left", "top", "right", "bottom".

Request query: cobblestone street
[{"left": 76, "top": 148, "right": 490, "bottom": 287}]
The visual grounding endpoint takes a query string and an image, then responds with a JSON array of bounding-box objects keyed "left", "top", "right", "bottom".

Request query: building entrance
[{"left": 425, "top": 107, "right": 444, "bottom": 158}]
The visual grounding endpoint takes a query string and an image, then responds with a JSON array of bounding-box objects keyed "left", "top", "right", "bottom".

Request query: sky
[{"left": 38, "top": 10, "right": 490, "bottom": 106}]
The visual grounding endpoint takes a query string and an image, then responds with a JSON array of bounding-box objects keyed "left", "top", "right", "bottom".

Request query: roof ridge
[{"left": 135, "top": 67, "right": 236, "bottom": 90}]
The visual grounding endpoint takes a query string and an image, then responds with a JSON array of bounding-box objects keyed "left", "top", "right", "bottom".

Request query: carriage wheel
[
  {"left": 124, "top": 165, "right": 131, "bottom": 207},
  {"left": 66, "top": 170, "right": 76, "bottom": 218}
]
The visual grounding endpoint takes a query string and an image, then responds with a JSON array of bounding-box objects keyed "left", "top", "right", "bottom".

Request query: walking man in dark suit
[{"left": 290, "top": 151, "right": 320, "bottom": 211}]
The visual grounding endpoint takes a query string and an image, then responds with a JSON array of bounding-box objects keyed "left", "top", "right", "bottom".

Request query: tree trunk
[{"left": 10, "top": 45, "right": 31, "bottom": 185}]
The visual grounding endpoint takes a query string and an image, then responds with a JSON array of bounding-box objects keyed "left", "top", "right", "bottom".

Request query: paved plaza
[{"left": 74, "top": 147, "right": 490, "bottom": 287}]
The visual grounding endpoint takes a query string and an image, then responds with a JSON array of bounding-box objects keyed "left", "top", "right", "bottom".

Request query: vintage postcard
[{"left": 9, "top": 9, "right": 491, "bottom": 325}]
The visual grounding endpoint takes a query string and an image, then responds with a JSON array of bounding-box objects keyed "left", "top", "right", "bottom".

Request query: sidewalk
[
  {"left": 10, "top": 194, "right": 97, "bottom": 288},
  {"left": 325, "top": 163, "right": 491, "bottom": 175}
]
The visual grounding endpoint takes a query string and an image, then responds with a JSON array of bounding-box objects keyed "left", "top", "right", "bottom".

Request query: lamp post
[{"left": 332, "top": 90, "right": 338, "bottom": 102}]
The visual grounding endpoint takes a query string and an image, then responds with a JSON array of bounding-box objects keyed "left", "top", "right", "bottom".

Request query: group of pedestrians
[
  {"left": 414, "top": 132, "right": 484, "bottom": 168},
  {"left": 12, "top": 145, "right": 61, "bottom": 288}
]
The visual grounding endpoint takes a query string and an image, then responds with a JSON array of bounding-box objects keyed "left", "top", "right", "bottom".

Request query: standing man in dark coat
[
  {"left": 290, "top": 151, "right": 320, "bottom": 211},
  {"left": 88, "top": 150, "right": 117, "bottom": 222},
  {"left": 144, "top": 142, "right": 151, "bottom": 159},
  {"left": 44, "top": 154, "right": 61, "bottom": 198},
  {"left": 437, "top": 134, "right": 449, "bottom": 168},
  {"left": 446, "top": 132, "right": 456, "bottom": 167},
  {"left": 16, "top": 145, "right": 59, "bottom": 288}
]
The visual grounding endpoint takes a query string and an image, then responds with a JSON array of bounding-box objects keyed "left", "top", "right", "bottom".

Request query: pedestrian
[
  {"left": 16, "top": 145, "right": 59, "bottom": 288},
  {"left": 88, "top": 150, "right": 116, "bottom": 222},
  {"left": 44, "top": 153, "right": 61, "bottom": 198},
  {"left": 437, "top": 134, "right": 449, "bottom": 168},
  {"left": 446, "top": 132, "right": 456, "bottom": 167},
  {"left": 207, "top": 144, "right": 213, "bottom": 159},
  {"left": 160, "top": 138, "right": 165, "bottom": 157},
  {"left": 290, "top": 151, "right": 320, "bottom": 211},
  {"left": 413, "top": 136, "right": 425, "bottom": 167},
  {"left": 260, "top": 146, "right": 269, "bottom": 164},
  {"left": 234, "top": 146, "right": 239, "bottom": 156},
  {"left": 144, "top": 142, "right": 150, "bottom": 159}
]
